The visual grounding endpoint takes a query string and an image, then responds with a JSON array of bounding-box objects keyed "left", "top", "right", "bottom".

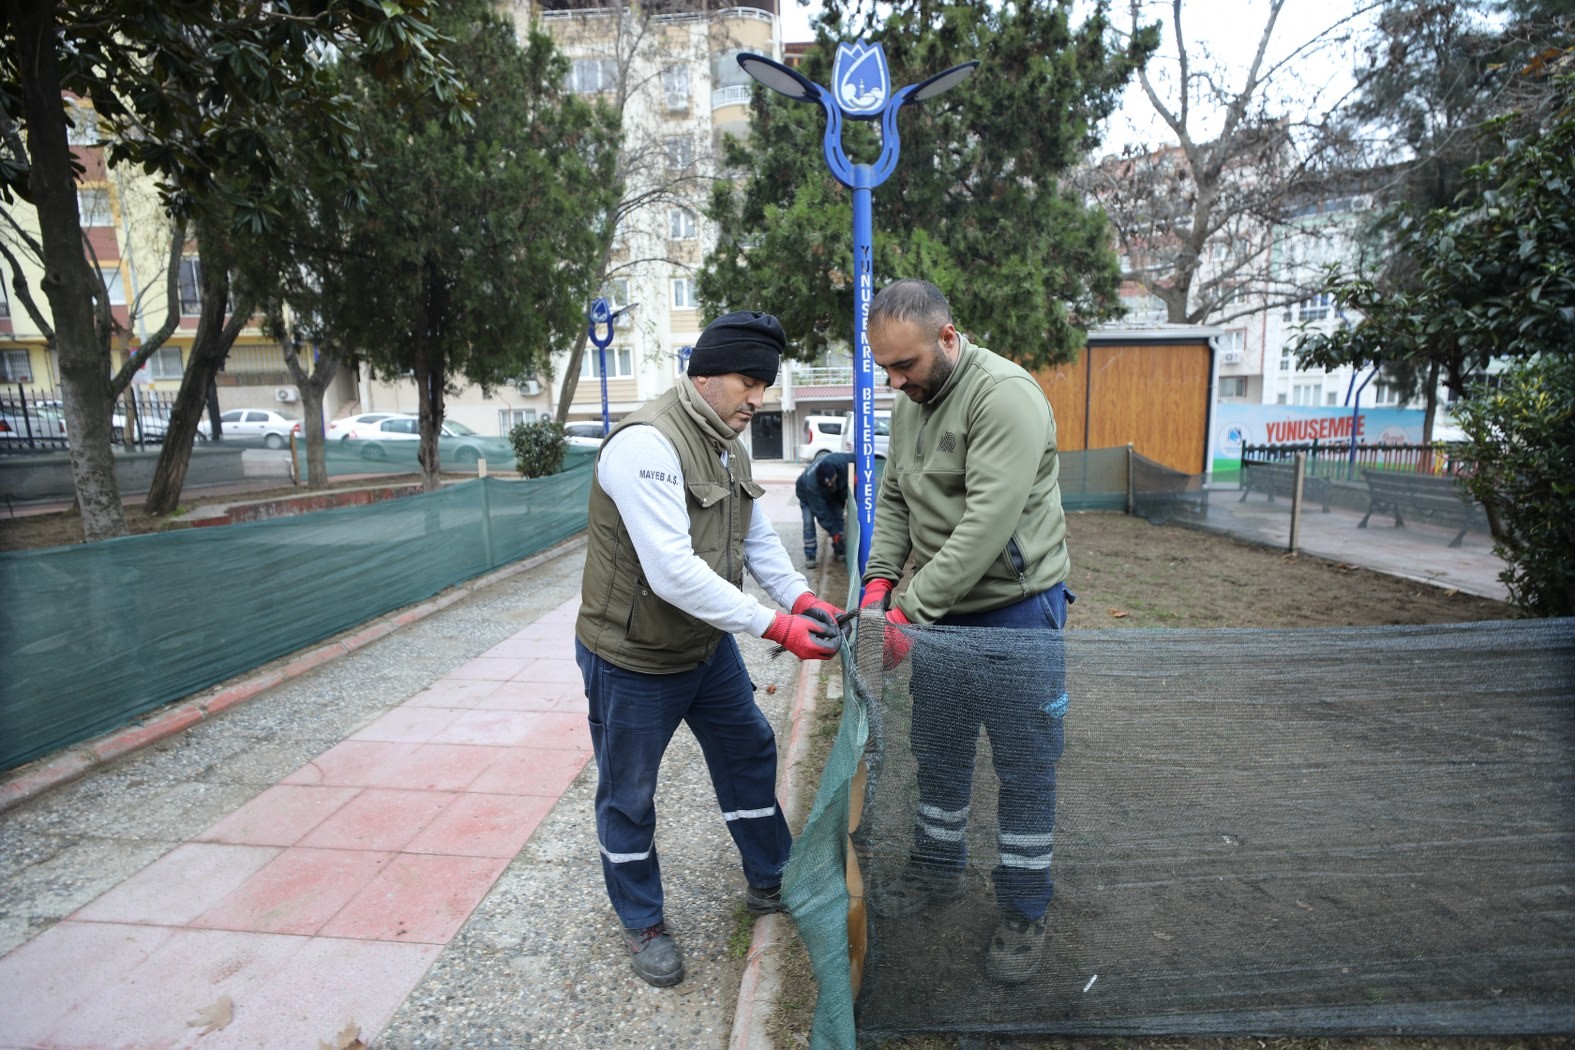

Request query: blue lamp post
[
  {"left": 588, "top": 297, "right": 637, "bottom": 435},
  {"left": 738, "top": 45, "right": 977, "bottom": 574}
]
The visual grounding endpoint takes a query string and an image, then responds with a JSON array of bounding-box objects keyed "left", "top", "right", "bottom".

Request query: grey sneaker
[
  {"left": 804, "top": 554, "right": 818, "bottom": 570},
  {"left": 622, "top": 922, "right": 685, "bottom": 987},
  {"left": 872, "top": 862, "right": 965, "bottom": 918},
  {"left": 986, "top": 912, "right": 1047, "bottom": 983},
  {"left": 745, "top": 884, "right": 788, "bottom": 916}
]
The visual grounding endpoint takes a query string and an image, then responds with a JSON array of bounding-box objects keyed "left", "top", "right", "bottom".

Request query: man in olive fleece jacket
[{"left": 858, "top": 278, "right": 1073, "bottom": 984}]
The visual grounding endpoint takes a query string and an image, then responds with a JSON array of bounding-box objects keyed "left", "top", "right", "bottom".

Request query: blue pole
[
  {"left": 851, "top": 165, "right": 876, "bottom": 575},
  {"left": 599, "top": 346, "right": 611, "bottom": 435}
]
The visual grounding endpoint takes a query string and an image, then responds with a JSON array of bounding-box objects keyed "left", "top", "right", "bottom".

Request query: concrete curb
[{"left": 0, "top": 535, "right": 587, "bottom": 815}]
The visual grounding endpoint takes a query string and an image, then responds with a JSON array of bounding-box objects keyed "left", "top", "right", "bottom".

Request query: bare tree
[{"left": 1075, "top": 0, "right": 1377, "bottom": 326}]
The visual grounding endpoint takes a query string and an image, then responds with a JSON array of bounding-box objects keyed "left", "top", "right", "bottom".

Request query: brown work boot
[
  {"left": 986, "top": 911, "right": 1047, "bottom": 983},
  {"left": 872, "top": 861, "right": 965, "bottom": 918}
]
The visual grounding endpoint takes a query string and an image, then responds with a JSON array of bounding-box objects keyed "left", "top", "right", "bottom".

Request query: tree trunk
[
  {"left": 12, "top": 0, "right": 128, "bottom": 540},
  {"left": 285, "top": 344, "right": 337, "bottom": 489},
  {"left": 412, "top": 338, "right": 444, "bottom": 493},
  {"left": 143, "top": 266, "right": 246, "bottom": 515},
  {"left": 554, "top": 324, "right": 591, "bottom": 423}
]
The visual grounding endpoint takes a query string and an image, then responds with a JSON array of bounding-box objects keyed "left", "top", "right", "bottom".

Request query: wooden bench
[
  {"left": 1358, "top": 469, "right": 1488, "bottom": 547},
  {"left": 1239, "top": 458, "right": 1331, "bottom": 512}
]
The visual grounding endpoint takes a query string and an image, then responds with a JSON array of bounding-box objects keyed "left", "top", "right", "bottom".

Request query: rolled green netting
[
  {"left": 0, "top": 462, "right": 592, "bottom": 771},
  {"left": 783, "top": 617, "right": 1575, "bottom": 1047}
]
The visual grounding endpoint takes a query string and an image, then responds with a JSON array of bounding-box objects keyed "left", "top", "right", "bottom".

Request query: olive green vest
[{"left": 576, "top": 383, "right": 764, "bottom": 673}]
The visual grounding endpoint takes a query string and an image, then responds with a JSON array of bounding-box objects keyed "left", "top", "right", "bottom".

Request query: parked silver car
[{"left": 196, "top": 408, "right": 301, "bottom": 449}]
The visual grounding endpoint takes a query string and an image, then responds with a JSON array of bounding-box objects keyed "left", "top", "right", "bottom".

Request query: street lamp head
[
  {"left": 910, "top": 61, "right": 979, "bottom": 104},
  {"left": 737, "top": 53, "right": 819, "bottom": 102}
]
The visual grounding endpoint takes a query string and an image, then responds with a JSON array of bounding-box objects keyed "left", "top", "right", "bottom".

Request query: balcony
[{"left": 711, "top": 85, "right": 752, "bottom": 110}]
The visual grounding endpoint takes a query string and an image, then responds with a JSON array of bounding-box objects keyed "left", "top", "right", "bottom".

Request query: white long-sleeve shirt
[{"left": 596, "top": 425, "right": 810, "bottom": 637}]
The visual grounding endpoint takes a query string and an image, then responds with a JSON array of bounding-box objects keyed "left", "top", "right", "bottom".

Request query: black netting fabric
[
  {"left": 785, "top": 616, "right": 1575, "bottom": 1046},
  {"left": 1131, "top": 449, "right": 1209, "bottom": 525}
]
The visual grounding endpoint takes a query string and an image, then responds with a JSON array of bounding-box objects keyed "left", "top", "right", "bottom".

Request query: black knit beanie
[{"left": 687, "top": 311, "right": 784, "bottom": 386}]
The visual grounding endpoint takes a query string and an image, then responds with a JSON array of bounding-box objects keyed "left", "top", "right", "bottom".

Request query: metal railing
[
  {"left": 1241, "top": 441, "right": 1472, "bottom": 481},
  {"left": 711, "top": 85, "right": 752, "bottom": 110},
  {"left": 0, "top": 386, "right": 190, "bottom": 454}
]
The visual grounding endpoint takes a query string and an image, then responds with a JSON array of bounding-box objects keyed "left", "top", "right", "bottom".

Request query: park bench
[
  {"left": 1358, "top": 469, "right": 1488, "bottom": 548},
  {"left": 1238, "top": 458, "right": 1331, "bottom": 512}
]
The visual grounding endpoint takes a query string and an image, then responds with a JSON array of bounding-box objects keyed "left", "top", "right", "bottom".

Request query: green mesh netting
[
  {"left": 784, "top": 618, "right": 1575, "bottom": 1047},
  {"left": 0, "top": 463, "right": 592, "bottom": 771}
]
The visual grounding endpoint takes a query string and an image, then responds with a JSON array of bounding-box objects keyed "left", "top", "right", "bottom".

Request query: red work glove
[
  {"left": 792, "top": 591, "right": 845, "bottom": 622},
  {"left": 859, "top": 579, "right": 913, "bottom": 670},
  {"left": 764, "top": 608, "right": 842, "bottom": 661}
]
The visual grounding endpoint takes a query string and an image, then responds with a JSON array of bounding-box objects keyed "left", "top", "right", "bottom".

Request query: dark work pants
[
  {"left": 576, "top": 636, "right": 792, "bottom": 930},
  {"left": 907, "top": 584, "right": 1070, "bottom": 921},
  {"left": 796, "top": 485, "right": 845, "bottom": 561}
]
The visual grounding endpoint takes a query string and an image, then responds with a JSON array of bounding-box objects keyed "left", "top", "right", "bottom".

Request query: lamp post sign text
[{"left": 738, "top": 43, "right": 976, "bottom": 574}]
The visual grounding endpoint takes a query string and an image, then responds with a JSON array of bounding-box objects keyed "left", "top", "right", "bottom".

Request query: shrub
[
  {"left": 510, "top": 419, "right": 567, "bottom": 478},
  {"left": 1453, "top": 354, "right": 1575, "bottom": 617}
]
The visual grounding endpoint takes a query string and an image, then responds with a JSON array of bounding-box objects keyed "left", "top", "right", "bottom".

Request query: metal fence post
[{"left": 1289, "top": 451, "right": 1307, "bottom": 553}]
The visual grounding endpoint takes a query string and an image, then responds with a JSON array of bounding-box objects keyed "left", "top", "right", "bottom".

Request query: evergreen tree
[
  {"left": 700, "top": 0, "right": 1155, "bottom": 366},
  {"left": 331, "top": 0, "right": 619, "bottom": 490}
]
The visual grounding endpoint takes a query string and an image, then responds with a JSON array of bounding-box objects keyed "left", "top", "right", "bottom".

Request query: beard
[{"left": 905, "top": 344, "right": 956, "bottom": 404}]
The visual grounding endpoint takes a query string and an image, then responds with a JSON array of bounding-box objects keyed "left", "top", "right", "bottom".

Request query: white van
[
  {"left": 798, "top": 415, "right": 845, "bottom": 461},
  {"left": 840, "top": 410, "right": 891, "bottom": 459}
]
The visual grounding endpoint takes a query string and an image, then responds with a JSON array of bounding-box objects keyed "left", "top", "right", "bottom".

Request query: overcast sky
[{"left": 777, "top": 0, "right": 1370, "bottom": 153}]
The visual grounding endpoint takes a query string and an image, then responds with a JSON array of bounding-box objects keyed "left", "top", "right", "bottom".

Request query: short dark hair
[{"left": 869, "top": 278, "right": 952, "bottom": 334}]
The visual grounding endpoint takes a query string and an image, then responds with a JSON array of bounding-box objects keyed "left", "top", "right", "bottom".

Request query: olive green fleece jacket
[{"left": 862, "top": 334, "right": 1070, "bottom": 622}]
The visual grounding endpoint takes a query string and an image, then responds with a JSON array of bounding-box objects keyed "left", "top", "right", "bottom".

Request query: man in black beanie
[{"left": 575, "top": 310, "right": 846, "bottom": 987}]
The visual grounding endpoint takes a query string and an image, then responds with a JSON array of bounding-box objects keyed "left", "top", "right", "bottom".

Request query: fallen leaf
[
  {"left": 766, "top": 683, "right": 777, "bottom": 695},
  {"left": 1153, "top": 931, "right": 1173, "bottom": 941},
  {"left": 320, "top": 1020, "right": 365, "bottom": 1050},
  {"left": 1296, "top": 899, "right": 1313, "bottom": 911},
  {"left": 187, "top": 995, "right": 233, "bottom": 1035},
  {"left": 1107, "top": 608, "right": 1128, "bottom": 618}
]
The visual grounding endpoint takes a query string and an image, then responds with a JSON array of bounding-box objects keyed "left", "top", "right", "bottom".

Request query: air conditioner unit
[
  {"left": 516, "top": 378, "right": 542, "bottom": 397},
  {"left": 665, "top": 92, "right": 688, "bottom": 112},
  {"left": 275, "top": 387, "right": 299, "bottom": 402},
  {"left": 1222, "top": 351, "right": 1244, "bottom": 365}
]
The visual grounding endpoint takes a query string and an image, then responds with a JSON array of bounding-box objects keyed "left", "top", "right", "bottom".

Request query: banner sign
[{"left": 1211, "top": 403, "right": 1430, "bottom": 479}]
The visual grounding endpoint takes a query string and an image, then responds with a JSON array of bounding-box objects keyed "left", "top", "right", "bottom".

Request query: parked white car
[
  {"left": 196, "top": 408, "right": 300, "bottom": 449},
  {"left": 344, "top": 414, "right": 512, "bottom": 466},
  {"left": 797, "top": 414, "right": 845, "bottom": 461},
  {"left": 563, "top": 421, "right": 609, "bottom": 448},
  {"left": 326, "top": 412, "right": 401, "bottom": 441},
  {"left": 840, "top": 409, "right": 891, "bottom": 459}
]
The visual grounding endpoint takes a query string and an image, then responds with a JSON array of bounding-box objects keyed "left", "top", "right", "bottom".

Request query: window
[
  {"left": 711, "top": 49, "right": 752, "bottom": 91},
  {"left": 1297, "top": 294, "right": 1331, "bottom": 322},
  {"left": 77, "top": 188, "right": 110, "bottom": 224},
  {"left": 98, "top": 266, "right": 126, "bottom": 305},
  {"left": 580, "top": 346, "right": 634, "bottom": 379},
  {"left": 148, "top": 347, "right": 184, "bottom": 379},
  {"left": 672, "top": 277, "right": 696, "bottom": 309},
  {"left": 178, "top": 258, "right": 201, "bottom": 314},
  {"left": 1219, "top": 376, "right": 1248, "bottom": 398},
  {"left": 663, "top": 135, "right": 694, "bottom": 171},
  {"left": 668, "top": 207, "right": 697, "bottom": 241},
  {"left": 602, "top": 277, "right": 630, "bottom": 307},
  {"left": 500, "top": 408, "right": 536, "bottom": 432},
  {"left": 570, "top": 57, "right": 618, "bottom": 94},
  {"left": 1372, "top": 383, "right": 1400, "bottom": 406},
  {"left": 1326, "top": 390, "right": 1339, "bottom": 405},
  {"left": 1, "top": 349, "right": 32, "bottom": 382},
  {"left": 661, "top": 64, "right": 690, "bottom": 110},
  {"left": 66, "top": 100, "right": 97, "bottom": 146},
  {"left": 1292, "top": 383, "right": 1321, "bottom": 406},
  {"left": 0, "top": 282, "right": 10, "bottom": 318},
  {"left": 1279, "top": 346, "right": 1295, "bottom": 372}
]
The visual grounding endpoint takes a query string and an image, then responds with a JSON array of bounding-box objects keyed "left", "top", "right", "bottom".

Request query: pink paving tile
[
  {"left": 72, "top": 842, "right": 281, "bottom": 926},
  {"left": 0, "top": 920, "right": 173, "bottom": 1046},
  {"left": 348, "top": 705, "right": 468, "bottom": 744},
  {"left": 372, "top": 743, "right": 512, "bottom": 792},
  {"left": 475, "top": 679, "right": 585, "bottom": 712},
  {"left": 429, "top": 709, "right": 539, "bottom": 746},
  {"left": 514, "top": 710, "right": 593, "bottom": 751},
  {"left": 193, "top": 937, "right": 441, "bottom": 1050},
  {"left": 446, "top": 655, "right": 531, "bottom": 681},
  {"left": 190, "top": 847, "right": 393, "bottom": 936},
  {"left": 282, "top": 739, "right": 420, "bottom": 786},
  {"left": 399, "top": 678, "right": 505, "bottom": 708},
  {"left": 318, "top": 853, "right": 511, "bottom": 942},
  {"left": 195, "top": 784, "right": 362, "bottom": 846},
  {"left": 404, "top": 792, "right": 557, "bottom": 858},
  {"left": 41, "top": 927, "right": 306, "bottom": 1049},
  {"left": 510, "top": 657, "right": 584, "bottom": 685},
  {"left": 481, "top": 635, "right": 574, "bottom": 660},
  {"left": 296, "top": 788, "right": 457, "bottom": 852},
  {"left": 468, "top": 747, "right": 591, "bottom": 797}
]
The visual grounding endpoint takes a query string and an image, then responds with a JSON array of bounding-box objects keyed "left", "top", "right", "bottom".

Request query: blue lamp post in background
[
  {"left": 738, "top": 44, "right": 977, "bottom": 575},
  {"left": 588, "top": 297, "right": 636, "bottom": 435}
]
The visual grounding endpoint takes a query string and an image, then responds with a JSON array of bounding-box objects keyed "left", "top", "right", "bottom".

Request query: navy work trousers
[
  {"left": 906, "top": 584, "right": 1070, "bottom": 921},
  {"left": 576, "top": 635, "right": 792, "bottom": 930}
]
